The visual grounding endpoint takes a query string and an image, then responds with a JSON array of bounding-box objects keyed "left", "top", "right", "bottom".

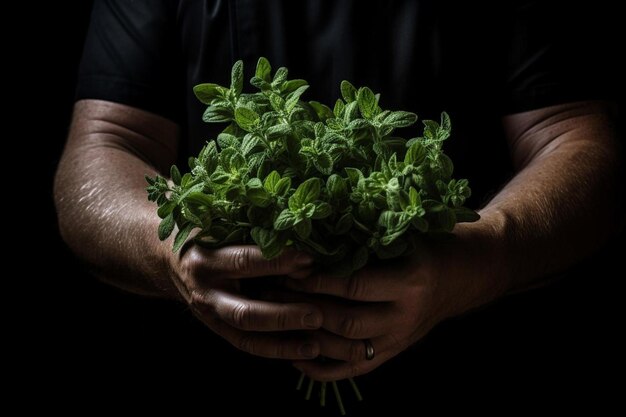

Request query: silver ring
[{"left": 363, "top": 339, "right": 375, "bottom": 361}]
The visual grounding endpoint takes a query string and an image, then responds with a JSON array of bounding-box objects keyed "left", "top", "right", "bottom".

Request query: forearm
[
  {"left": 448, "top": 102, "right": 622, "bottom": 315},
  {"left": 54, "top": 100, "right": 180, "bottom": 298}
]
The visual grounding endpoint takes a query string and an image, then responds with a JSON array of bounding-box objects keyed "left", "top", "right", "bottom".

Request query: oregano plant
[{"left": 146, "top": 57, "right": 479, "bottom": 276}]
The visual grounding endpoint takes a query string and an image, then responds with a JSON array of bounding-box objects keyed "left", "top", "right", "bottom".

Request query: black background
[{"left": 36, "top": 1, "right": 623, "bottom": 415}]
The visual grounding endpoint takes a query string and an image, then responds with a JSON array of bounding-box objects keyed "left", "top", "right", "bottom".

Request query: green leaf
[
  {"left": 193, "top": 83, "right": 223, "bottom": 104},
  {"left": 327, "top": 174, "right": 348, "bottom": 200},
  {"left": 272, "top": 67, "right": 288, "bottom": 87},
  {"left": 255, "top": 57, "right": 271, "bottom": 82},
  {"left": 250, "top": 227, "right": 286, "bottom": 259},
  {"left": 343, "top": 101, "right": 360, "bottom": 124},
  {"left": 241, "top": 134, "right": 261, "bottom": 155},
  {"left": 157, "top": 200, "right": 176, "bottom": 219},
  {"left": 202, "top": 105, "right": 232, "bottom": 123},
  {"left": 247, "top": 185, "right": 272, "bottom": 207},
  {"left": 376, "top": 238, "right": 408, "bottom": 258},
  {"left": 335, "top": 212, "right": 353, "bottom": 234},
  {"left": 158, "top": 213, "right": 175, "bottom": 240},
  {"left": 384, "top": 111, "right": 418, "bottom": 128},
  {"left": 437, "top": 208, "right": 457, "bottom": 232},
  {"left": 281, "top": 79, "right": 308, "bottom": 94},
  {"left": 332, "top": 100, "right": 345, "bottom": 119},
  {"left": 274, "top": 210, "right": 297, "bottom": 230},
  {"left": 294, "top": 218, "right": 312, "bottom": 240},
  {"left": 263, "top": 170, "right": 281, "bottom": 193},
  {"left": 404, "top": 141, "right": 427, "bottom": 165},
  {"left": 301, "top": 202, "right": 317, "bottom": 218},
  {"left": 275, "top": 177, "right": 291, "bottom": 196},
  {"left": 440, "top": 111, "right": 451, "bottom": 134},
  {"left": 409, "top": 187, "right": 420, "bottom": 207},
  {"left": 352, "top": 246, "right": 369, "bottom": 270},
  {"left": 230, "top": 60, "right": 244, "bottom": 96},
  {"left": 235, "top": 106, "right": 260, "bottom": 132},
  {"left": 344, "top": 167, "right": 364, "bottom": 187},
  {"left": 347, "top": 119, "right": 370, "bottom": 130},
  {"left": 454, "top": 207, "right": 480, "bottom": 223},
  {"left": 313, "top": 152, "right": 333, "bottom": 175},
  {"left": 170, "top": 165, "right": 182, "bottom": 185},
  {"left": 411, "top": 216, "right": 429, "bottom": 232},
  {"left": 285, "top": 85, "right": 309, "bottom": 112},
  {"left": 312, "top": 202, "right": 332, "bottom": 219},
  {"left": 250, "top": 76, "right": 270, "bottom": 91},
  {"left": 172, "top": 223, "right": 194, "bottom": 252},
  {"left": 266, "top": 124, "right": 291, "bottom": 139},
  {"left": 340, "top": 80, "right": 357, "bottom": 103},
  {"left": 217, "top": 133, "right": 240, "bottom": 149},
  {"left": 309, "top": 101, "right": 334, "bottom": 121},
  {"left": 268, "top": 92, "right": 285, "bottom": 112},
  {"left": 294, "top": 178, "right": 321, "bottom": 205},
  {"left": 356, "top": 87, "right": 377, "bottom": 119},
  {"left": 326, "top": 118, "right": 345, "bottom": 131}
]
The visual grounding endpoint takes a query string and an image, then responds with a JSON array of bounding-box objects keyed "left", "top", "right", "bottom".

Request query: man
[{"left": 55, "top": 0, "right": 621, "bottom": 411}]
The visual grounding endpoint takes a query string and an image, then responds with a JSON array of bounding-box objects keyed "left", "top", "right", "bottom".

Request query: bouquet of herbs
[
  {"left": 147, "top": 57, "right": 478, "bottom": 413},
  {"left": 147, "top": 58, "right": 478, "bottom": 272}
]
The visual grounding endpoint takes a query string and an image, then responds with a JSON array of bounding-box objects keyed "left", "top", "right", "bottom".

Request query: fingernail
[
  {"left": 299, "top": 344, "right": 317, "bottom": 359},
  {"left": 303, "top": 313, "right": 321, "bottom": 328}
]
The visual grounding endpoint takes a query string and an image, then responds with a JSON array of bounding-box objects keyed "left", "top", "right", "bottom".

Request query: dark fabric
[{"left": 76, "top": 0, "right": 612, "bottom": 206}]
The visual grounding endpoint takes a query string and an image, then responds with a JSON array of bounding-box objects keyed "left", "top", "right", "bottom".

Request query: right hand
[{"left": 169, "top": 244, "right": 323, "bottom": 360}]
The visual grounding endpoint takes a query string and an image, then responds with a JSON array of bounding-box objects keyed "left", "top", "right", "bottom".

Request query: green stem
[
  {"left": 305, "top": 379, "right": 315, "bottom": 401},
  {"left": 332, "top": 381, "right": 346, "bottom": 416},
  {"left": 348, "top": 378, "right": 363, "bottom": 401},
  {"left": 296, "top": 372, "right": 305, "bottom": 390},
  {"left": 320, "top": 381, "right": 327, "bottom": 407}
]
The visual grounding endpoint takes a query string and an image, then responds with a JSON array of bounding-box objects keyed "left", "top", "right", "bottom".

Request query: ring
[{"left": 363, "top": 339, "right": 375, "bottom": 361}]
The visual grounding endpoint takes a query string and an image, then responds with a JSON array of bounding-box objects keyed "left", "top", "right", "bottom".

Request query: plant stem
[
  {"left": 305, "top": 378, "right": 315, "bottom": 401},
  {"left": 296, "top": 372, "right": 305, "bottom": 390},
  {"left": 332, "top": 381, "right": 346, "bottom": 416},
  {"left": 348, "top": 378, "right": 363, "bottom": 401}
]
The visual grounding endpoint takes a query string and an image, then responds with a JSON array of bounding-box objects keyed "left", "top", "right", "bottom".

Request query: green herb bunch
[{"left": 147, "top": 58, "right": 479, "bottom": 274}]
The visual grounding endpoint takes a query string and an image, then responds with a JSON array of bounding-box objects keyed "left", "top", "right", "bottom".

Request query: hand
[
  {"left": 169, "top": 244, "right": 323, "bottom": 360},
  {"left": 286, "top": 230, "right": 504, "bottom": 381}
]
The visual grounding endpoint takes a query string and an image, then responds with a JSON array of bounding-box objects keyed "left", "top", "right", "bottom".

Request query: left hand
[{"left": 285, "top": 229, "right": 504, "bottom": 381}]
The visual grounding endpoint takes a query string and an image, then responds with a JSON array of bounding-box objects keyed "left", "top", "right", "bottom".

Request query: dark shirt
[
  {"left": 76, "top": 0, "right": 610, "bottom": 205},
  {"left": 75, "top": 1, "right": 615, "bottom": 414}
]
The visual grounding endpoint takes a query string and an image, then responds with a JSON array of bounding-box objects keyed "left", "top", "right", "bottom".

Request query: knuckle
[
  {"left": 275, "top": 310, "right": 288, "bottom": 330},
  {"left": 237, "top": 334, "right": 255, "bottom": 354},
  {"left": 346, "top": 275, "right": 364, "bottom": 299},
  {"left": 339, "top": 316, "right": 362, "bottom": 339},
  {"left": 188, "top": 289, "right": 206, "bottom": 311},
  {"left": 349, "top": 340, "right": 365, "bottom": 362},
  {"left": 231, "top": 247, "right": 252, "bottom": 274},
  {"left": 231, "top": 302, "right": 253, "bottom": 330}
]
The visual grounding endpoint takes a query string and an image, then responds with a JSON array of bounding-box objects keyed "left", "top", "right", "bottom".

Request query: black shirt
[
  {"left": 75, "top": 1, "right": 615, "bottom": 414},
  {"left": 76, "top": 0, "right": 611, "bottom": 205}
]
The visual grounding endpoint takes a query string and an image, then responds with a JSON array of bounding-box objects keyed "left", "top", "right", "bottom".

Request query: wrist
[{"left": 436, "top": 208, "right": 513, "bottom": 318}]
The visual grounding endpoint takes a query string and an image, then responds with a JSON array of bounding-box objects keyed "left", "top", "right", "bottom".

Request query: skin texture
[{"left": 55, "top": 99, "right": 621, "bottom": 381}]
